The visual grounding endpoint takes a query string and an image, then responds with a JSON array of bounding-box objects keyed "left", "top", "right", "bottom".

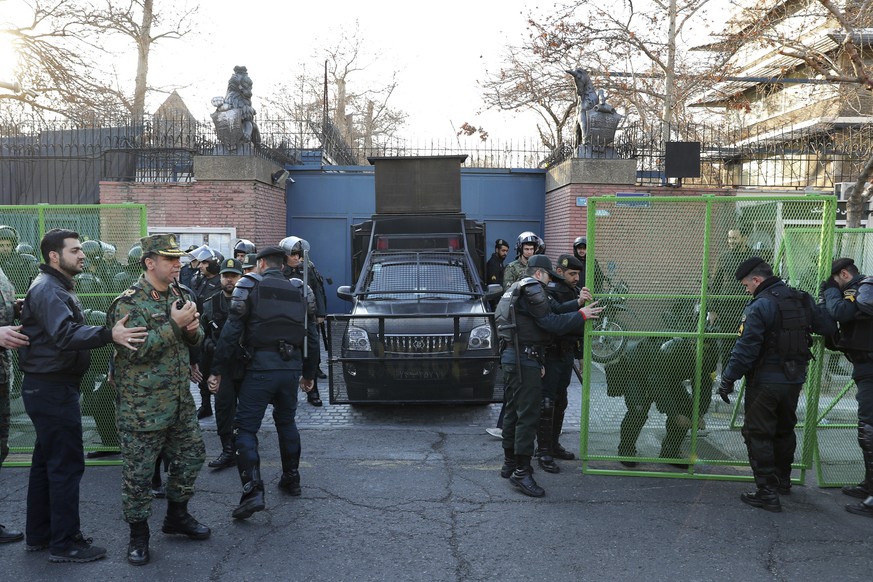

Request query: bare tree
[
  {"left": 0, "top": 0, "right": 196, "bottom": 121},
  {"left": 724, "top": 0, "right": 873, "bottom": 227}
]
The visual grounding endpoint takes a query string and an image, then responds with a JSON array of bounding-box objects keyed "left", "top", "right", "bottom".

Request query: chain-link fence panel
[
  {"left": 326, "top": 314, "right": 502, "bottom": 404},
  {"left": 3, "top": 204, "right": 147, "bottom": 467},
  {"left": 581, "top": 195, "right": 835, "bottom": 482}
]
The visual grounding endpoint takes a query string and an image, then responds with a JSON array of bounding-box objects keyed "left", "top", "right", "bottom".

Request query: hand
[
  {"left": 299, "top": 377, "right": 314, "bottom": 393},
  {"left": 718, "top": 378, "right": 735, "bottom": 403},
  {"left": 819, "top": 278, "right": 838, "bottom": 295},
  {"left": 171, "top": 300, "right": 198, "bottom": 328},
  {"left": 190, "top": 363, "right": 203, "bottom": 384},
  {"left": 111, "top": 314, "right": 148, "bottom": 351},
  {"left": 183, "top": 313, "right": 201, "bottom": 335},
  {"left": 579, "top": 300, "right": 603, "bottom": 320},
  {"left": 0, "top": 324, "right": 29, "bottom": 349},
  {"left": 207, "top": 374, "right": 221, "bottom": 394},
  {"left": 317, "top": 317, "right": 325, "bottom": 325},
  {"left": 13, "top": 298, "right": 23, "bottom": 319},
  {"left": 578, "top": 287, "right": 593, "bottom": 304}
]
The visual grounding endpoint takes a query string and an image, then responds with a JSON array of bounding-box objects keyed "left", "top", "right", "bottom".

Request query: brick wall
[
  {"left": 544, "top": 183, "right": 733, "bottom": 260},
  {"left": 99, "top": 180, "right": 287, "bottom": 249}
]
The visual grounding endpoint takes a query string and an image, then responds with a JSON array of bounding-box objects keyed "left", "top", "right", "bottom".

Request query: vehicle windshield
[{"left": 363, "top": 261, "right": 475, "bottom": 299}]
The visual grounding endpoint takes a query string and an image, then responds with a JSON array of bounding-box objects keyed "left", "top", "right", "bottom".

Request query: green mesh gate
[
  {"left": 2, "top": 204, "right": 148, "bottom": 467},
  {"left": 580, "top": 194, "right": 835, "bottom": 482},
  {"left": 780, "top": 227, "right": 873, "bottom": 487}
]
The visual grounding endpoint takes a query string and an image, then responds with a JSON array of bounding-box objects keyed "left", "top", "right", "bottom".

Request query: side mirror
[
  {"left": 485, "top": 284, "right": 504, "bottom": 302},
  {"left": 337, "top": 285, "right": 354, "bottom": 302}
]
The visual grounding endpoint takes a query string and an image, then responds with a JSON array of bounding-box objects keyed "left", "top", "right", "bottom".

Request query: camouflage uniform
[
  {"left": 502, "top": 257, "right": 528, "bottom": 290},
  {"left": 108, "top": 274, "right": 205, "bottom": 523},
  {"left": 0, "top": 268, "right": 16, "bottom": 465}
]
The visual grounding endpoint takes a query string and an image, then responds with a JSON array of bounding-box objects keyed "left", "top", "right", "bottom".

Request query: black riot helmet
[
  {"left": 81, "top": 240, "right": 103, "bottom": 260},
  {"left": 0, "top": 225, "right": 19, "bottom": 247},
  {"left": 573, "top": 236, "right": 588, "bottom": 260},
  {"left": 128, "top": 245, "right": 143, "bottom": 266},
  {"left": 16, "top": 242, "right": 34, "bottom": 255},
  {"left": 515, "top": 231, "right": 543, "bottom": 256},
  {"left": 234, "top": 239, "right": 257, "bottom": 256}
]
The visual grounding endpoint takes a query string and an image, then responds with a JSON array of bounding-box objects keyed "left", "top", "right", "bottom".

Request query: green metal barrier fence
[
  {"left": 779, "top": 227, "right": 873, "bottom": 487},
  {"left": 2, "top": 204, "right": 148, "bottom": 467},
  {"left": 580, "top": 194, "right": 836, "bottom": 483}
]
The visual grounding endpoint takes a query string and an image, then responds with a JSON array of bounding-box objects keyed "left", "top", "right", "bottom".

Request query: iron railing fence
[{"left": 2, "top": 116, "right": 873, "bottom": 202}]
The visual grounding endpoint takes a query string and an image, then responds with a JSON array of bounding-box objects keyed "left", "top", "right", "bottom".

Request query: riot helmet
[
  {"left": 234, "top": 239, "right": 257, "bottom": 255},
  {"left": 20, "top": 253, "right": 38, "bottom": 269},
  {"left": 114, "top": 270, "right": 136, "bottom": 290},
  {"left": 127, "top": 245, "right": 143, "bottom": 266},
  {"left": 81, "top": 240, "right": 103, "bottom": 260},
  {"left": 74, "top": 272, "right": 104, "bottom": 294},
  {"left": 15, "top": 242, "right": 34, "bottom": 255},
  {"left": 189, "top": 245, "right": 216, "bottom": 262},
  {"left": 0, "top": 225, "right": 18, "bottom": 253},
  {"left": 101, "top": 242, "right": 117, "bottom": 261},
  {"left": 279, "top": 236, "right": 310, "bottom": 256},
  {"left": 515, "top": 231, "right": 543, "bottom": 256},
  {"left": 573, "top": 236, "right": 587, "bottom": 260}
]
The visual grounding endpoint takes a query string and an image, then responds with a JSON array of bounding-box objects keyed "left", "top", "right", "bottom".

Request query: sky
[{"left": 1, "top": 0, "right": 552, "bottom": 141}]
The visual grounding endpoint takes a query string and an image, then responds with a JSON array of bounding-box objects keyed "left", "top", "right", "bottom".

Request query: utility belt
[
  {"left": 521, "top": 345, "right": 547, "bottom": 365},
  {"left": 252, "top": 340, "right": 299, "bottom": 361}
]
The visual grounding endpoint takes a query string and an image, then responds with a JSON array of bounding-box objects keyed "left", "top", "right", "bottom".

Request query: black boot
[
  {"left": 843, "top": 422, "right": 873, "bottom": 499},
  {"left": 500, "top": 449, "right": 517, "bottom": 479},
  {"left": 279, "top": 470, "right": 301, "bottom": 496},
  {"left": 845, "top": 496, "right": 873, "bottom": 518},
  {"left": 197, "top": 390, "right": 213, "bottom": 419},
  {"left": 552, "top": 406, "right": 575, "bottom": 460},
  {"left": 162, "top": 500, "right": 211, "bottom": 539},
  {"left": 740, "top": 486, "right": 781, "bottom": 513},
  {"left": 208, "top": 435, "right": 235, "bottom": 469},
  {"left": 233, "top": 469, "right": 266, "bottom": 520},
  {"left": 127, "top": 521, "right": 150, "bottom": 566},
  {"left": 509, "top": 456, "right": 545, "bottom": 497},
  {"left": 536, "top": 398, "right": 560, "bottom": 474},
  {"left": 307, "top": 385, "right": 323, "bottom": 407}
]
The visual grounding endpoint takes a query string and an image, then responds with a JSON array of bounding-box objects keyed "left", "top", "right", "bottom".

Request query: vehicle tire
[{"left": 590, "top": 320, "right": 627, "bottom": 364}]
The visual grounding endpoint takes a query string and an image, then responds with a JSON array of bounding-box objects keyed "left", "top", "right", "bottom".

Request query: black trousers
[{"left": 742, "top": 381, "right": 801, "bottom": 488}]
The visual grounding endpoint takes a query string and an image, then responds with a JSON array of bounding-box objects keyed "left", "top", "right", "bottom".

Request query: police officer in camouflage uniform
[
  {"left": 108, "top": 234, "right": 210, "bottom": 566},
  {"left": 0, "top": 267, "right": 29, "bottom": 543},
  {"left": 0, "top": 225, "right": 37, "bottom": 295},
  {"left": 495, "top": 255, "right": 600, "bottom": 497},
  {"left": 502, "top": 232, "right": 542, "bottom": 290},
  {"left": 208, "top": 246, "right": 318, "bottom": 520},
  {"left": 819, "top": 257, "right": 873, "bottom": 518}
]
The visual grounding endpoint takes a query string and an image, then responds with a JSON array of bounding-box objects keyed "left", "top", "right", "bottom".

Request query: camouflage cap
[
  {"left": 219, "top": 258, "right": 244, "bottom": 275},
  {"left": 140, "top": 234, "right": 186, "bottom": 257}
]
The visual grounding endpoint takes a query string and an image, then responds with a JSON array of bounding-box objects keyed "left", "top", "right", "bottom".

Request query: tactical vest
[
  {"left": 833, "top": 277, "right": 873, "bottom": 354},
  {"left": 247, "top": 275, "right": 306, "bottom": 349},
  {"left": 494, "top": 279, "right": 551, "bottom": 346},
  {"left": 760, "top": 285, "right": 813, "bottom": 380}
]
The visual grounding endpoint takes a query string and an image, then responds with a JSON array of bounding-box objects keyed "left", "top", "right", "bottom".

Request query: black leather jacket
[{"left": 18, "top": 264, "right": 112, "bottom": 377}]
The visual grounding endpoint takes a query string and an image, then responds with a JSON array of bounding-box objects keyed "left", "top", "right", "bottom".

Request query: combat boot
[
  {"left": 278, "top": 470, "right": 301, "bottom": 496},
  {"left": 845, "top": 496, "right": 873, "bottom": 518},
  {"left": 307, "top": 385, "right": 323, "bottom": 407},
  {"left": 500, "top": 449, "right": 517, "bottom": 479},
  {"left": 208, "top": 435, "right": 235, "bottom": 469},
  {"left": 843, "top": 422, "right": 873, "bottom": 499},
  {"left": 509, "top": 456, "right": 545, "bottom": 497},
  {"left": 552, "top": 407, "right": 575, "bottom": 460},
  {"left": 233, "top": 469, "right": 265, "bottom": 520},
  {"left": 740, "top": 487, "right": 781, "bottom": 513},
  {"left": 162, "top": 500, "right": 211, "bottom": 539},
  {"left": 536, "top": 398, "right": 560, "bottom": 473},
  {"left": 127, "top": 521, "right": 150, "bottom": 566}
]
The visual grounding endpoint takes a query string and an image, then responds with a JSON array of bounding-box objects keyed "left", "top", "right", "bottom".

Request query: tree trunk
[
  {"left": 848, "top": 151, "right": 873, "bottom": 228},
  {"left": 131, "top": 0, "right": 153, "bottom": 121}
]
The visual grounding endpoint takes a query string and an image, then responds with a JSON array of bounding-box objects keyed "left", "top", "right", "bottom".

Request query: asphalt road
[{"left": 2, "top": 397, "right": 872, "bottom": 582}]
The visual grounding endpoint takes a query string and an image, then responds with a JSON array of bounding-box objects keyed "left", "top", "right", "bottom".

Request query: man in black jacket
[
  {"left": 18, "top": 229, "right": 147, "bottom": 563},
  {"left": 718, "top": 257, "right": 834, "bottom": 513}
]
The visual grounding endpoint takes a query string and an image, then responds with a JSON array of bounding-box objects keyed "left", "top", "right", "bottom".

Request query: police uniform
[
  {"left": 720, "top": 257, "right": 833, "bottom": 511},
  {"left": 108, "top": 234, "right": 209, "bottom": 565},
  {"left": 494, "top": 255, "right": 586, "bottom": 497},
  {"left": 486, "top": 239, "right": 508, "bottom": 310},
  {"left": 203, "top": 258, "right": 246, "bottom": 469},
  {"left": 212, "top": 246, "right": 318, "bottom": 519},
  {"left": 0, "top": 268, "right": 23, "bottom": 543},
  {"left": 193, "top": 265, "right": 222, "bottom": 419},
  {"left": 820, "top": 257, "right": 873, "bottom": 516}
]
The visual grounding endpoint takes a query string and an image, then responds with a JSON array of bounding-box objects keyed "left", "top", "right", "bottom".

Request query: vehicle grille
[{"left": 384, "top": 334, "right": 454, "bottom": 354}]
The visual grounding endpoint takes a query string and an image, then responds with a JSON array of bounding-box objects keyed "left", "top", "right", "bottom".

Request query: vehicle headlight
[
  {"left": 346, "top": 326, "right": 371, "bottom": 351},
  {"left": 468, "top": 324, "right": 492, "bottom": 350}
]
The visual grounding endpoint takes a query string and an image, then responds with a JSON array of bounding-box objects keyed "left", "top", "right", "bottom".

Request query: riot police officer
[
  {"left": 718, "top": 257, "right": 833, "bottom": 512},
  {"left": 208, "top": 247, "right": 318, "bottom": 520},
  {"left": 572, "top": 236, "right": 607, "bottom": 293},
  {"left": 234, "top": 239, "right": 257, "bottom": 262},
  {"left": 279, "top": 235, "right": 329, "bottom": 399},
  {"left": 503, "top": 231, "right": 542, "bottom": 290},
  {"left": 819, "top": 257, "right": 873, "bottom": 518},
  {"left": 494, "top": 254, "right": 600, "bottom": 497},
  {"left": 190, "top": 246, "right": 223, "bottom": 419}
]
